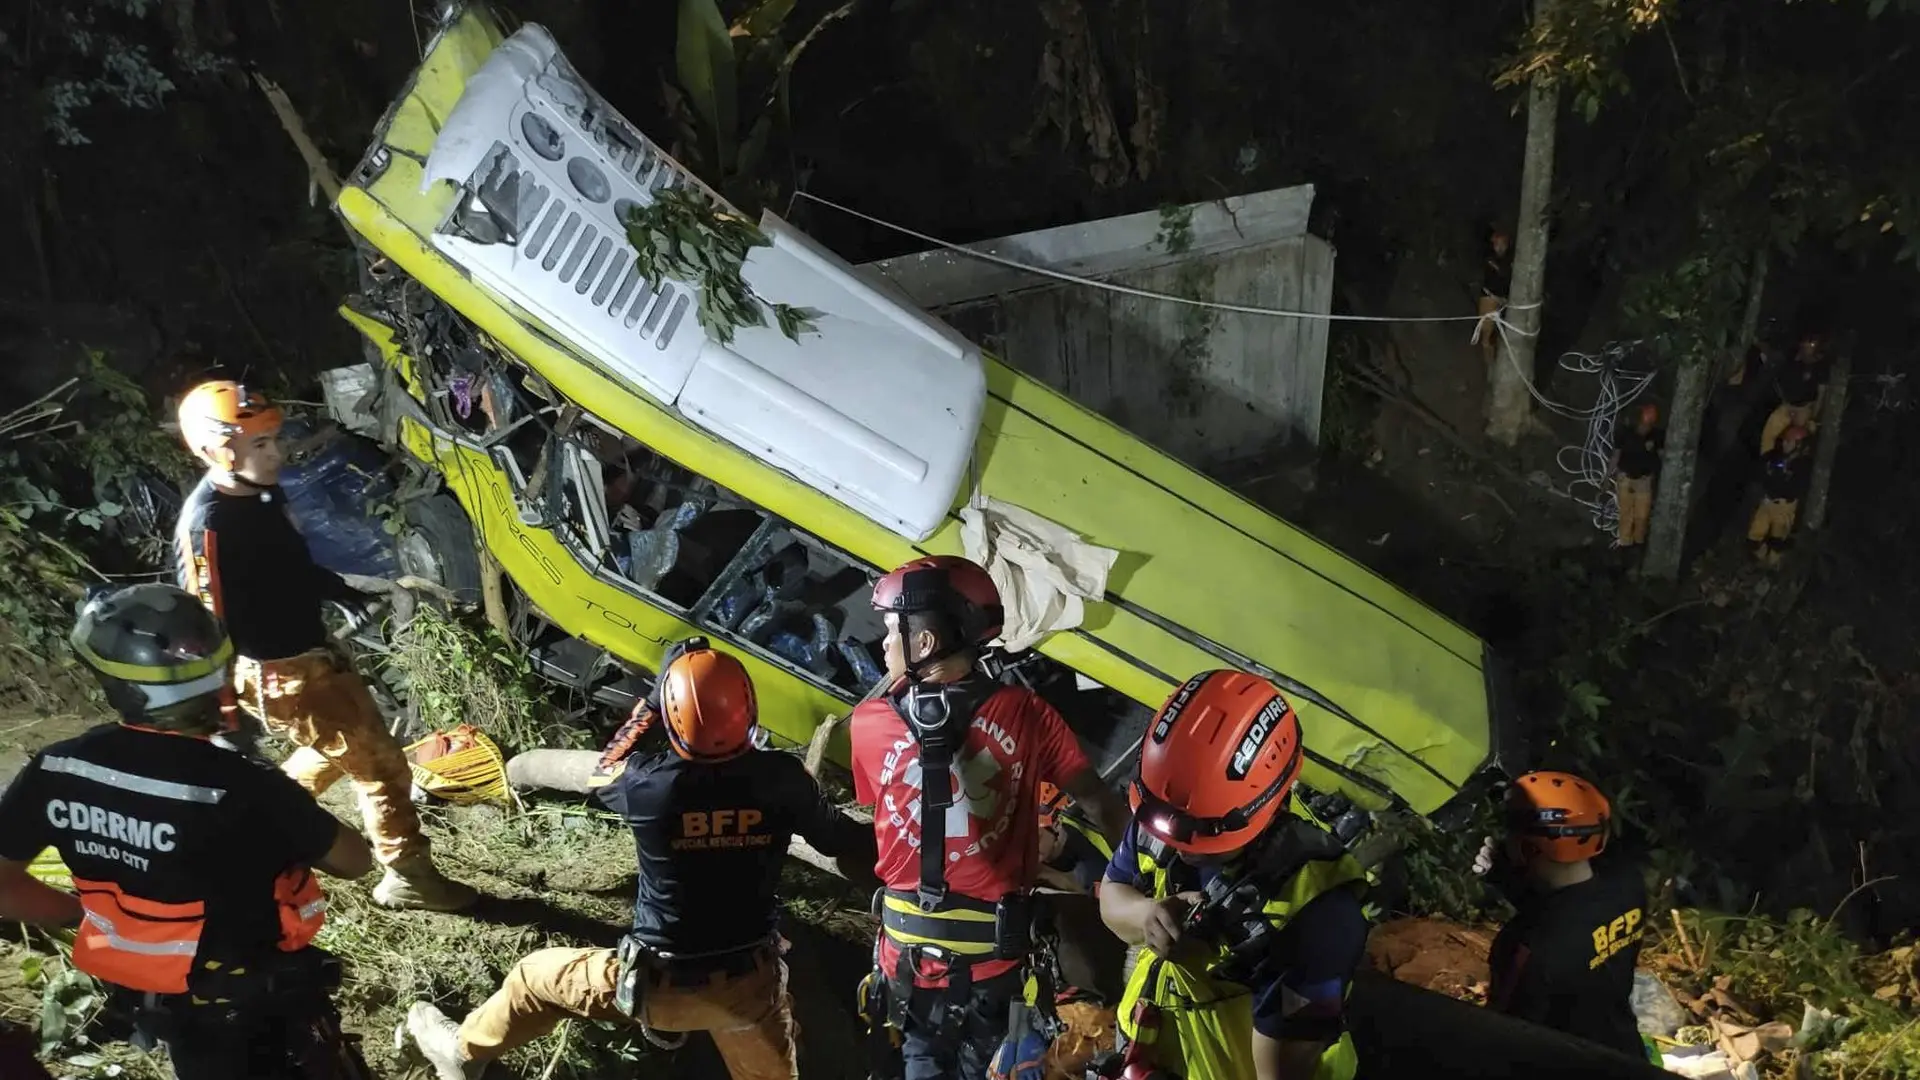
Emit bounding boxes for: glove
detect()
[592,699,658,785]
[988,1003,1050,1080]
[1471,834,1498,876]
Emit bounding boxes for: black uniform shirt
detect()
[175,476,361,661]
[1760,449,1812,501]
[1775,357,1830,407]
[1488,858,1648,1059]
[1616,429,1663,479]
[594,748,868,955]
[0,725,339,963]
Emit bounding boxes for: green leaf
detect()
[95,501,122,517]
[676,0,739,176]
[734,0,799,42]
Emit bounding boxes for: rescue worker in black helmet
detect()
[402,638,875,1080]
[848,555,1128,1080]
[0,584,374,1078]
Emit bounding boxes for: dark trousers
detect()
[899,968,1021,1080]
[132,990,349,1079]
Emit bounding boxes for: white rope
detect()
[1547,341,1653,533]
[795,190,1540,332]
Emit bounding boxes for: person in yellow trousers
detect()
[1759,334,1829,455]
[402,639,876,1080]
[1473,228,1514,373]
[1609,404,1662,549]
[173,381,476,911]
[1749,425,1813,567]
[1097,671,1369,1080]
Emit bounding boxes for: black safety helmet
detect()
[71,584,234,732]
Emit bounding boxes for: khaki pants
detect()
[233,650,425,865]
[457,946,799,1080]
[1615,475,1654,546]
[1748,498,1799,542]
[1759,403,1816,455]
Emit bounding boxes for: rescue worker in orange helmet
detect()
[1097,670,1369,1080]
[1475,771,1652,1062]
[172,380,476,911]
[849,555,1127,1080]
[403,638,876,1080]
[0,584,374,1078]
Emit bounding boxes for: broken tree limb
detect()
[478,547,511,638]
[1804,347,1852,531]
[252,72,342,204]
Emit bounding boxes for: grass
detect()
[378,606,595,756]
[1646,908,1920,1079]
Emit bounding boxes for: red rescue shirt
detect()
[850,680,1091,985]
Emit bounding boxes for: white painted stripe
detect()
[82,912,199,956]
[139,668,229,709]
[42,757,227,805]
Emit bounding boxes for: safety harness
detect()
[869,672,1067,1044]
[1107,803,1368,1080]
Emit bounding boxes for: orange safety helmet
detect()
[658,643,758,762]
[871,554,1004,647]
[1131,670,1305,857]
[1504,771,1610,864]
[177,381,283,469]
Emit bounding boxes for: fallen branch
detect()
[251,71,342,203]
[1671,908,1701,972]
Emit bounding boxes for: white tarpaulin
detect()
[959,494,1120,652]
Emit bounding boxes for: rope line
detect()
[794,190,1540,332]
[1547,341,1653,534]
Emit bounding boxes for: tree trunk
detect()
[1486,0,1562,445]
[1730,246,1769,380]
[1642,348,1713,580]
[1804,348,1851,531]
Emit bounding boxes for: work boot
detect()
[373,854,479,912]
[404,1002,483,1080]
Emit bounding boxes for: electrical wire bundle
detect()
[1550,342,1654,533]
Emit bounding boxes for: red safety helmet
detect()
[1131,670,1305,857]
[1780,425,1810,449]
[1505,771,1610,864]
[177,381,283,470]
[659,645,758,762]
[1638,402,1660,427]
[871,555,1004,646]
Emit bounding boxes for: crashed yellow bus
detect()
[328,2,1516,825]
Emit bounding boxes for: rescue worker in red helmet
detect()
[173,380,475,911]
[849,555,1127,1080]
[0,584,374,1077]
[1476,771,1652,1062]
[403,638,875,1080]
[1098,670,1369,1080]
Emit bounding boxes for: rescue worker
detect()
[402,638,876,1080]
[1097,670,1369,1080]
[1609,403,1662,549]
[1748,425,1812,567]
[849,555,1127,1080]
[1474,227,1514,372]
[173,380,475,911]
[0,584,375,1078]
[1759,334,1829,455]
[1476,771,1649,1062]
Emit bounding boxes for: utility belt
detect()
[120,948,369,1079]
[868,888,1064,1042]
[613,933,778,1050]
